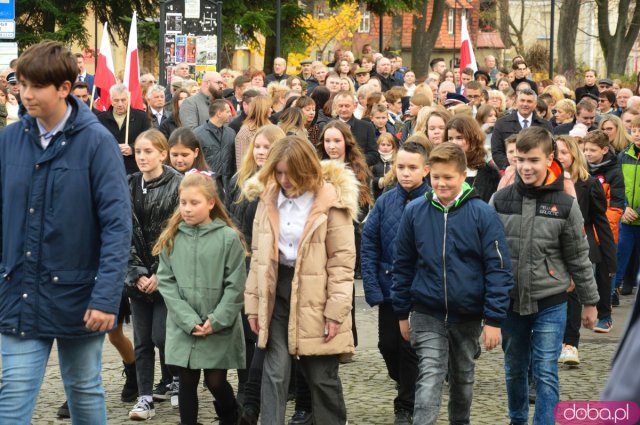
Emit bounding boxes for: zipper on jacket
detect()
[443,211,449,323]
[495,240,504,269]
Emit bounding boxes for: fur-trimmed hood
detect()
[241,160,360,221]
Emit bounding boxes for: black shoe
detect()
[621,285,634,296]
[56,401,70,419]
[238,404,259,425]
[152,380,173,401]
[612,288,621,307]
[394,408,412,425]
[121,361,138,402]
[288,410,313,425]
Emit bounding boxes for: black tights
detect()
[177,367,237,425]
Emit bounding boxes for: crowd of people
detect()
[0,39,639,425]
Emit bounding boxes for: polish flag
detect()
[459,15,477,72]
[94,22,117,111]
[124,12,144,110]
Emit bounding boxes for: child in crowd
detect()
[583,131,626,307]
[613,117,640,301]
[426,109,451,145]
[445,115,501,203]
[370,104,396,139]
[392,143,513,425]
[362,142,431,424]
[126,129,183,420]
[168,127,209,173]
[155,172,247,425]
[371,133,397,199]
[490,127,599,425]
[554,136,616,367]
[244,136,357,425]
[497,135,518,189]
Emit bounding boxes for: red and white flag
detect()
[459,15,477,72]
[124,12,144,110]
[93,22,117,111]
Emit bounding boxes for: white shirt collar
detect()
[277,190,315,210]
[432,189,465,209]
[517,111,532,124]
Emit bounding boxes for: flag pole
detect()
[89,84,97,110]
[125,91,131,149]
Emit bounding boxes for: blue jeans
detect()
[502,302,566,425]
[615,223,640,289]
[0,333,107,425]
[409,311,482,425]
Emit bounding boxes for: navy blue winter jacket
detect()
[391,186,514,327]
[0,97,132,338]
[361,180,431,306]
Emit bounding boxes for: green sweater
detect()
[157,219,246,369]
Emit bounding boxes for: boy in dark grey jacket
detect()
[490,127,599,425]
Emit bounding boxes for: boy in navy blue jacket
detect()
[392,143,513,425]
[362,142,431,424]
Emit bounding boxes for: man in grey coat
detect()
[193,99,236,196]
[179,72,226,129]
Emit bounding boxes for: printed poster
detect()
[176,35,186,63]
[186,36,196,64]
[164,35,175,65]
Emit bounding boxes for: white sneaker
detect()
[562,345,580,366]
[129,397,156,420]
[170,393,179,408]
[558,345,567,363]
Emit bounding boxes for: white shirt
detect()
[278,190,315,266]
[517,112,532,129]
[432,189,465,209]
[36,102,72,150]
[149,107,163,125]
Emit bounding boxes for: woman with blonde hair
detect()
[554,98,577,126]
[277,107,307,137]
[543,84,564,106]
[487,89,506,113]
[244,135,358,425]
[340,76,356,95]
[268,83,289,114]
[412,83,434,105]
[235,95,272,169]
[599,114,631,152]
[400,93,433,143]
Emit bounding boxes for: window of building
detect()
[358,10,371,33]
[448,9,454,35]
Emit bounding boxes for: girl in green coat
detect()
[155,171,247,425]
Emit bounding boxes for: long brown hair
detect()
[258,135,324,197]
[245,95,272,130]
[444,115,487,170]
[318,120,373,206]
[153,173,248,256]
[171,88,190,128]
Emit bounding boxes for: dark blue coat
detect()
[0,96,132,338]
[391,187,513,327]
[361,181,430,307]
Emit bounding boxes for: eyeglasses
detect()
[467,94,482,99]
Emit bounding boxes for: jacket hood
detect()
[588,149,618,173]
[19,95,99,136]
[515,158,565,198]
[425,181,478,212]
[242,160,360,221]
[395,179,431,200]
[178,218,226,236]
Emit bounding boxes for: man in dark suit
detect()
[225,75,251,114]
[491,88,553,170]
[266,57,290,85]
[98,84,151,175]
[75,53,96,95]
[145,84,169,129]
[333,91,379,165]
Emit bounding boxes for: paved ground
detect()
[4,282,634,424]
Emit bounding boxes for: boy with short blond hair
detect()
[490,126,599,425]
[392,142,513,425]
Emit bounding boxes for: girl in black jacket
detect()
[555,135,617,364]
[445,115,500,203]
[226,124,287,424]
[370,132,397,199]
[126,129,183,420]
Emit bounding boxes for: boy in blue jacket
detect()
[0,41,132,423]
[392,143,513,425]
[362,142,431,424]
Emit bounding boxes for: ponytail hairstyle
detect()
[152,172,248,256]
